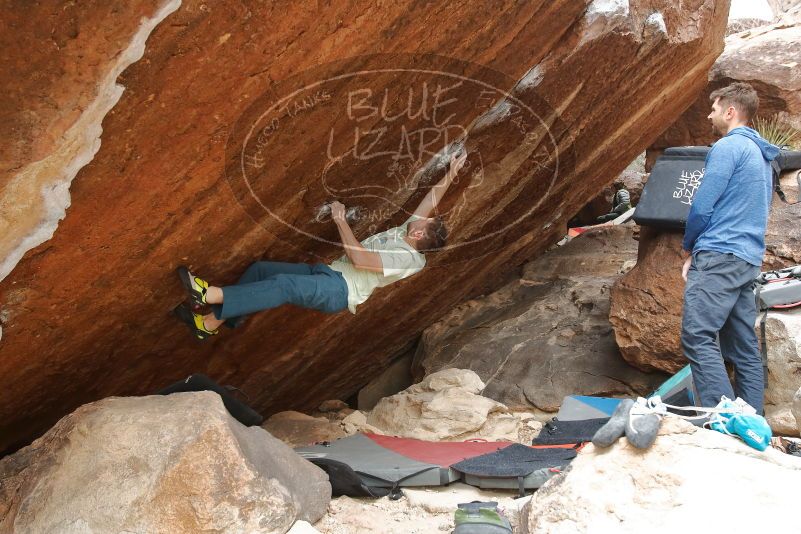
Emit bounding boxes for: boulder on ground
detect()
[764,309,801,434]
[764,172,801,269]
[0,392,330,534]
[521,417,801,533]
[415,225,666,413]
[262,410,347,448]
[367,368,520,441]
[340,410,384,436]
[0,0,731,458]
[609,227,687,374]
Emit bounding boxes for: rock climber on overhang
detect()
[174,150,468,340]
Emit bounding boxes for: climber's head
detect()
[407,217,448,252]
[708,82,758,135]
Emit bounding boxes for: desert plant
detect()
[753,115,800,149]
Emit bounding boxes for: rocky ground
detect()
[273,367,801,533]
[2,365,800,533]
[520,418,801,534]
[291,415,801,534]
[313,484,529,534]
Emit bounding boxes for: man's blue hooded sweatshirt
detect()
[682,126,780,266]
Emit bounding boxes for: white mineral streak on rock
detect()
[581,0,631,46]
[0,0,182,282]
[516,63,546,92]
[645,11,667,35]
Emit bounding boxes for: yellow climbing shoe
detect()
[173,303,218,340]
[177,266,210,307]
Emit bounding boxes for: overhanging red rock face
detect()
[0,0,179,281]
[0,0,729,454]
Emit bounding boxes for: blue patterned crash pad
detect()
[556,395,621,421]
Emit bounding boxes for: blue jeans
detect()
[681,250,763,413]
[211,261,348,324]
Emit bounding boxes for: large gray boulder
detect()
[0,392,330,534]
[521,417,801,533]
[764,309,801,434]
[414,225,666,413]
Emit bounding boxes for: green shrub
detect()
[753,115,800,149]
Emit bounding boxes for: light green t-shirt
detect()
[329,215,426,313]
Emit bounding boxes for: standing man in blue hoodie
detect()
[680,83,780,414]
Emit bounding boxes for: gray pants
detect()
[680,250,763,413]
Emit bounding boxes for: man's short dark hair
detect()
[709,82,759,122]
[417,217,447,251]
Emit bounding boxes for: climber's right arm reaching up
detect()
[412,151,467,219]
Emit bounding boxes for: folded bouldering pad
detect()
[452,444,576,493]
[634,146,801,229]
[557,395,622,421]
[295,433,513,496]
[651,364,697,409]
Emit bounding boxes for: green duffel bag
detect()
[453,501,512,534]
